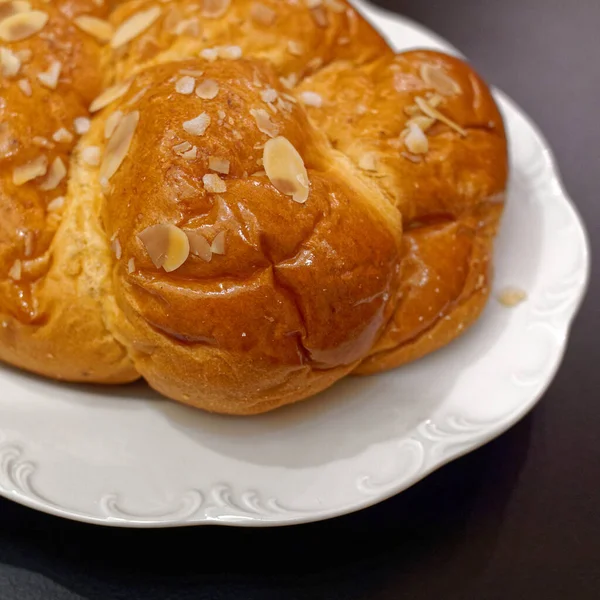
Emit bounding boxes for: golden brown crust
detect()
[0,0,508,413]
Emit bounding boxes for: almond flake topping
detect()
[250,2,276,25]
[17,78,31,96]
[0,10,48,42]
[358,152,377,171]
[111,6,161,49]
[82,146,101,166]
[0,47,21,77]
[104,110,124,139]
[287,40,303,56]
[138,224,190,272]
[419,63,461,96]
[195,79,219,99]
[498,287,527,308]
[208,156,230,174]
[39,157,67,191]
[183,112,211,136]
[175,76,195,95]
[73,15,113,43]
[52,128,73,143]
[263,136,309,204]
[203,173,227,193]
[250,108,279,138]
[99,111,140,181]
[186,230,212,262]
[299,91,322,107]
[201,0,231,18]
[90,80,131,113]
[47,196,65,212]
[74,117,91,134]
[13,155,48,185]
[0,1,32,21]
[404,123,429,154]
[414,96,466,137]
[211,231,226,255]
[8,259,22,281]
[37,60,61,89]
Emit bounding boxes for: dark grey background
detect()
[1,0,598,598]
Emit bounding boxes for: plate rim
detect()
[0,4,591,528]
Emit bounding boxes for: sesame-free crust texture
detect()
[0,0,507,415]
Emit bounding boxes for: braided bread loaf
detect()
[0,0,507,414]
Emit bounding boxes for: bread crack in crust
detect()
[0,0,507,414]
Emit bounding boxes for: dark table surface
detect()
[1,1,599,598]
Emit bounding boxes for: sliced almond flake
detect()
[111,5,161,48]
[15,48,32,62]
[210,231,226,255]
[138,223,190,272]
[427,93,444,108]
[74,116,91,134]
[13,155,48,185]
[82,146,101,166]
[199,47,218,61]
[0,10,48,42]
[250,2,276,25]
[325,0,346,11]
[279,73,297,90]
[287,40,303,56]
[404,104,420,117]
[181,146,197,160]
[174,17,200,36]
[127,258,136,273]
[8,259,22,281]
[37,60,62,90]
[203,173,226,193]
[185,230,212,262]
[195,78,219,99]
[125,85,148,107]
[47,196,65,212]
[208,156,230,174]
[39,156,67,191]
[251,170,266,177]
[310,6,328,28]
[299,91,322,107]
[99,110,140,181]
[89,80,131,113]
[263,136,309,204]
[175,75,195,95]
[179,68,204,77]
[201,0,231,18]
[173,141,192,154]
[22,230,34,257]
[183,112,210,136]
[358,152,377,171]
[52,128,73,143]
[260,87,278,103]
[404,123,429,154]
[414,96,466,137]
[104,110,124,139]
[406,115,436,132]
[419,63,461,96]
[112,237,122,259]
[32,136,53,148]
[219,45,242,59]
[73,15,113,43]
[498,287,527,307]
[250,108,279,138]
[0,1,32,21]
[0,47,21,77]
[17,78,31,96]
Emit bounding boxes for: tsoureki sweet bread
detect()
[0,0,508,414]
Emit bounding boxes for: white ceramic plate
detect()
[0,2,589,528]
